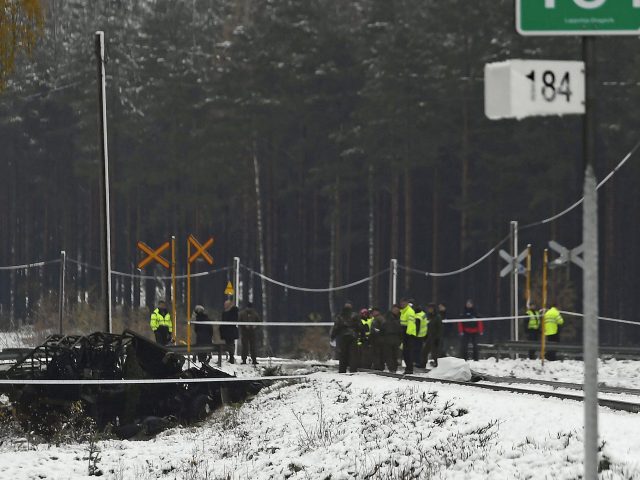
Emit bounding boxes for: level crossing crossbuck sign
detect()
[499,248,528,278]
[188,235,214,265]
[517,0,640,35]
[137,241,170,269]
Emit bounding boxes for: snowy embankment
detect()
[468,358,640,389]
[1,372,639,479]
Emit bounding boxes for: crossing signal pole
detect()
[95,31,112,333]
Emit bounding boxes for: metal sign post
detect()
[58,250,66,335]
[525,245,532,308]
[389,259,398,309]
[500,243,528,341]
[511,221,519,341]
[233,257,241,307]
[95,31,112,334]
[583,167,599,480]
[171,236,177,344]
[186,235,214,357]
[541,248,549,366]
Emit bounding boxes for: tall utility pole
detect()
[510,221,519,341]
[95,31,112,333]
[582,36,598,480]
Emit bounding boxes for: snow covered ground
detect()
[0,327,53,349]
[468,358,640,389]
[0,371,639,479]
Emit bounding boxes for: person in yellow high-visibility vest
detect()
[414,306,428,368]
[543,302,564,361]
[525,302,540,359]
[399,298,417,374]
[150,300,172,345]
[358,308,374,369]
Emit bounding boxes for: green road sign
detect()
[517,0,640,35]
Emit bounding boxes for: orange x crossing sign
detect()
[137,241,170,269]
[188,235,214,265]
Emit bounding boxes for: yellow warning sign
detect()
[224,281,235,296]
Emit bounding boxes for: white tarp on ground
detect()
[426,356,472,381]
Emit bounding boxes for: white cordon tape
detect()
[561,311,640,327]
[192,315,529,327]
[243,266,389,293]
[111,266,231,281]
[65,258,231,280]
[0,375,306,385]
[0,259,61,271]
[442,314,530,324]
[192,321,334,327]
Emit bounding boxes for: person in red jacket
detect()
[458,299,484,361]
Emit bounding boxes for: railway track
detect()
[481,374,640,396]
[363,370,640,414]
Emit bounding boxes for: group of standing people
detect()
[150,299,260,365]
[330,298,447,374]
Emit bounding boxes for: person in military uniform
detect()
[239,302,260,365]
[220,300,239,364]
[330,301,365,373]
[150,300,172,346]
[370,305,402,372]
[193,304,213,363]
[423,303,442,367]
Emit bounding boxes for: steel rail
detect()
[363,370,640,414]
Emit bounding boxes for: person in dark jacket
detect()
[220,300,239,364]
[458,299,483,361]
[239,302,260,365]
[330,302,364,373]
[193,305,213,363]
[375,305,402,372]
[422,303,443,367]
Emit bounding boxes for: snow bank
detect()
[468,358,640,389]
[0,373,638,478]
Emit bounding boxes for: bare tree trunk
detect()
[460,33,471,300]
[344,192,352,282]
[329,186,337,321]
[329,177,341,318]
[431,163,440,301]
[252,146,268,350]
[329,177,340,320]
[368,165,374,307]
[391,172,399,262]
[403,168,412,293]
[603,154,616,344]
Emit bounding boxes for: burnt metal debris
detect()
[0,330,262,439]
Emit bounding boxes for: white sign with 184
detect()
[485,60,585,120]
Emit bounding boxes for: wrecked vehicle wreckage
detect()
[0,329,264,439]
